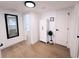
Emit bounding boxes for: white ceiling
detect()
[0,1,78,14]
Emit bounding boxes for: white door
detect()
[69,7,79,58]
[77,23,79,58]
[70,17,79,58]
[77,15,79,58]
[40,20,47,43]
[55,11,68,46]
[78,37,79,57]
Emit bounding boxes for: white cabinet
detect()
[39,20,48,43]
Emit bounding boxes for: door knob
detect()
[77,36,79,38]
[56,29,59,31]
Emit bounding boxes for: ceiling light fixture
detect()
[24,1,36,8]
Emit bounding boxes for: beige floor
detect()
[1,40,70,58]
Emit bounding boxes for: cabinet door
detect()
[40,20,47,43]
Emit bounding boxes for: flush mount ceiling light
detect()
[24,1,36,8]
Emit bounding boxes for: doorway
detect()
[23,14,31,44]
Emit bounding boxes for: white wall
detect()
[39,11,56,43]
[0,10,24,49]
[66,8,73,48]
[39,10,70,46]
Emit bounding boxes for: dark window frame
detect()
[5,14,19,39]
